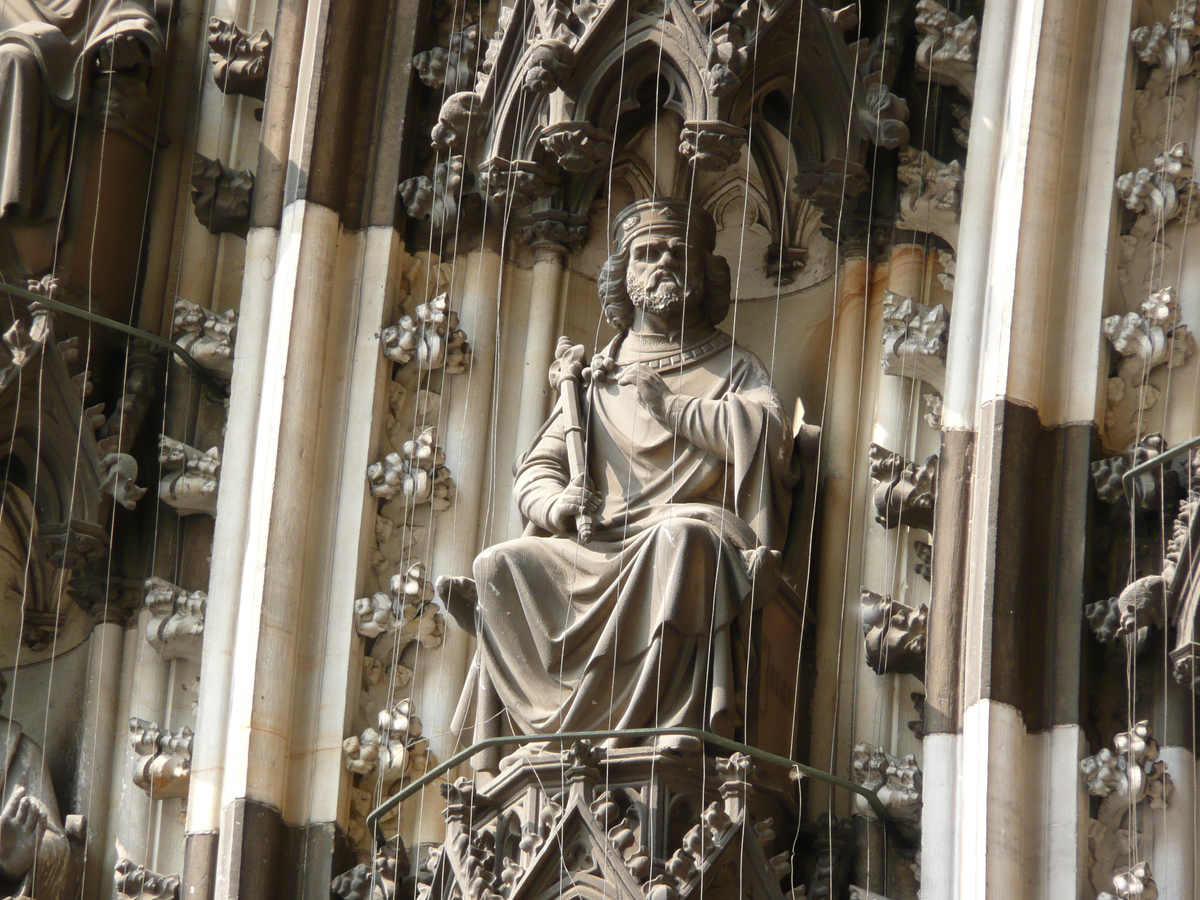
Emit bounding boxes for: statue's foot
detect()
[435,575,479,635]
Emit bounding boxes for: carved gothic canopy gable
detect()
[423,0,872,269]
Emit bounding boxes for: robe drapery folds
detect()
[0,718,71,899]
[0,0,162,219]
[455,325,794,749]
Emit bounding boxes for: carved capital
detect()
[869,444,938,532]
[794,159,872,252]
[678,121,747,171]
[860,589,928,678]
[914,0,978,98]
[516,209,588,249]
[144,577,207,661]
[159,437,221,517]
[207,17,272,99]
[191,154,254,238]
[539,122,614,172]
[881,291,948,389]
[476,158,558,210]
[173,298,237,380]
[130,718,193,799]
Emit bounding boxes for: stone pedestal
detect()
[336,745,801,900]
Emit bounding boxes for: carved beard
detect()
[627,269,703,317]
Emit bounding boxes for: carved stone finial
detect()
[1115,143,1198,232]
[190,154,254,237]
[869,444,938,532]
[129,718,193,799]
[115,851,181,900]
[678,121,747,171]
[158,437,221,517]
[859,83,910,150]
[207,17,272,99]
[1131,3,1200,80]
[914,0,978,98]
[1082,722,1173,898]
[706,24,747,96]
[398,156,479,238]
[881,291,949,389]
[343,699,429,794]
[366,427,457,515]
[173,298,238,380]
[1102,289,1196,441]
[413,23,480,93]
[100,453,147,510]
[381,293,472,374]
[896,148,963,248]
[851,742,922,824]
[431,91,488,151]
[861,589,928,678]
[144,577,207,660]
[1100,862,1158,900]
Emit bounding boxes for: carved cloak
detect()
[0,717,70,898]
[453,326,793,756]
[0,0,162,218]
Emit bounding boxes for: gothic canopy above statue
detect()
[427,0,877,227]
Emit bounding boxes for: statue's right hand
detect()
[0,787,45,880]
[546,474,601,533]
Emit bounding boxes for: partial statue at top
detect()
[442,198,794,763]
[0,0,162,222]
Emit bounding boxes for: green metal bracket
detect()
[0,282,227,400]
[1121,433,1200,508]
[365,726,914,849]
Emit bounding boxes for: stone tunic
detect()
[0,718,70,899]
[458,325,793,747]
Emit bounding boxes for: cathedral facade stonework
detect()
[0,1,1197,899]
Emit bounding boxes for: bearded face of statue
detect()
[624,234,705,319]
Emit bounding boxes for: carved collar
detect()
[616,326,732,371]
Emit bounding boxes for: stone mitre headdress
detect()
[599,198,731,330]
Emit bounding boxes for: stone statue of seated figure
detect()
[0,670,72,899]
[441,198,796,765]
[0,0,162,222]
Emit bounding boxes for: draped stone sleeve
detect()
[512,403,571,533]
[665,353,794,551]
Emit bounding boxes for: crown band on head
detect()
[611,198,717,252]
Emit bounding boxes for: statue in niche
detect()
[0,0,163,223]
[443,198,795,763]
[0,670,71,898]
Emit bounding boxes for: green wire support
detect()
[1121,433,1200,508]
[365,726,914,849]
[0,282,227,400]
